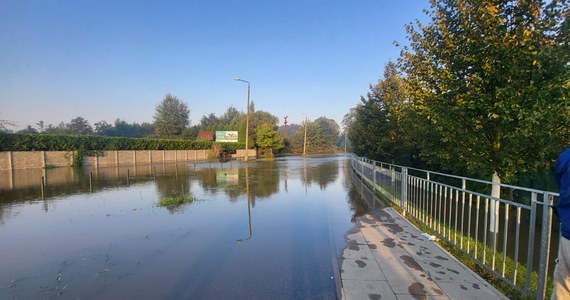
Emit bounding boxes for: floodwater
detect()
[0,155,362,299]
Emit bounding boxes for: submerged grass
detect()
[157,194,194,207]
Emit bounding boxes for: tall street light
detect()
[234,78,250,161]
[302,114,308,156]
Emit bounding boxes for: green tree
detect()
[348,84,391,161]
[400,0,569,184]
[199,113,219,128]
[255,123,284,159]
[279,123,301,137]
[306,117,340,153]
[219,106,243,126]
[182,126,199,140]
[285,118,339,154]
[94,120,112,135]
[153,94,190,137]
[249,110,279,147]
[43,122,69,134]
[342,108,356,153]
[17,125,39,134]
[95,119,155,138]
[197,107,247,143]
[67,116,93,135]
[348,61,413,163]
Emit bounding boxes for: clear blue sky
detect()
[0,0,429,131]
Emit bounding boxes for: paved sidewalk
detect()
[339,208,508,300]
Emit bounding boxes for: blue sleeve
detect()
[556,149,570,188]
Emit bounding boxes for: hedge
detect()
[0,133,247,152]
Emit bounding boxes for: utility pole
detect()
[283,116,288,137]
[344,130,347,153]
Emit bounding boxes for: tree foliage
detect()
[279,123,302,137]
[67,116,93,135]
[249,110,279,147]
[154,94,190,138]
[219,106,242,126]
[399,0,569,181]
[94,119,154,138]
[0,114,15,133]
[306,117,340,153]
[197,107,247,143]
[348,83,391,161]
[255,123,284,158]
[348,62,413,163]
[199,113,220,128]
[17,125,39,134]
[285,117,340,154]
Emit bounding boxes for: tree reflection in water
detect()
[0,155,351,299]
[0,156,344,223]
[302,158,339,190]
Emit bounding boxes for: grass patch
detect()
[157,194,194,207]
[157,193,195,214]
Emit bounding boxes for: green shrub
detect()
[0,133,218,151]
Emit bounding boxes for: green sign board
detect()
[215,131,238,143]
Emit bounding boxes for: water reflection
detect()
[0,155,355,299]
[0,160,283,220]
[236,166,253,243]
[302,159,339,190]
[0,158,345,225]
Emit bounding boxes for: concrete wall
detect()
[232,149,258,159]
[0,150,213,170]
[0,151,75,170]
[46,151,75,168]
[0,163,191,191]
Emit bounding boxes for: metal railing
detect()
[350,155,559,299]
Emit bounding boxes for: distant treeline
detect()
[4,97,343,156]
[0,133,246,152]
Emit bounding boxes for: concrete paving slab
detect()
[436,281,502,300]
[342,243,375,260]
[396,294,450,300]
[339,209,508,300]
[360,226,397,241]
[371,251,407,271]
[380,265,445,297]
[340,258,387,281]
[417,258,476,283]
[346,231,368,245]
[342,279,397,300]
[397,238,452,263]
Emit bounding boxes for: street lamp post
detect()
[234,78,250,161]
[344,128,347,154]
[302,115,308,156]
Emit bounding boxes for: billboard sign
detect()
[215,131,238,143]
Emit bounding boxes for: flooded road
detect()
[0,155,363,299]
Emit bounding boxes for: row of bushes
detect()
[0,133,246,152]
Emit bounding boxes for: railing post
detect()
[525,193,538,296]
[402,167,408,215]
[372,163,377,191]
[536,193,554,300]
